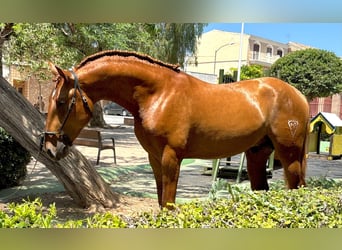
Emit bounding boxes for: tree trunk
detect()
[0,76,119,209]
[89,102,107,128]
[0,23,14,77]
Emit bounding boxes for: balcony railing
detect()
[249,52,281,65]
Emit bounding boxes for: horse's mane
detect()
[75,50,180,72]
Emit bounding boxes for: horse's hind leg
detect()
[246,142,273,190]
[274,145,306,188]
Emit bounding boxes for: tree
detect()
[229,64,264,81]
[55,23,157,127]
[148,23,207,67]
[3,23,207,75]
[0,23,14,77]
[270,48,342,101]
[0,76,118,209]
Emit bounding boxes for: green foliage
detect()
[2,177,342,228]
[230,64,265,81]
[3,23,206,78]
[131,184,342,228]
[270,48,342,100]
[83,212,127,228]
[0,198,56,228]
[0,127,30,189]
[4,23,69,79]
[55,23,157,65]
[151,23,206,67]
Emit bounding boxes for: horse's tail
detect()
[299,116,310,186]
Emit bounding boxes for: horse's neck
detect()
[79,62,166,115]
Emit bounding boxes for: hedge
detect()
[0,127,31,189]
[1,177,342,228]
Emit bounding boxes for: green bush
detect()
[0,127,31,189]
[0,178,342,228]
[0,198,56,228]
[129,187,342,228]
[1,178,342,228]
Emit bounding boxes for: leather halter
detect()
[42,69,90,147]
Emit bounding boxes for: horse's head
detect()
[44,63,94,160]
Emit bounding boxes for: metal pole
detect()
[213,50,218,75]
[213,42,235,75]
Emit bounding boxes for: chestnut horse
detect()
[44,50,309,208]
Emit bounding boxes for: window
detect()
[13,79,25,96]
[266,46,273,58]
[276,49,283,57]
[252,43,260,60]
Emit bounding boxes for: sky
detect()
[204,23,342,57]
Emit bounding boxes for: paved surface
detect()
[1,115,342,203]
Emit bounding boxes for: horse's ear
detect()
[48,62,66,78]
[48,62,69,100]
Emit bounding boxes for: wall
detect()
[8,65,54,113]
[185,30,249,76]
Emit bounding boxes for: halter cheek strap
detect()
[58,69,89,133]
[69,69,89,109]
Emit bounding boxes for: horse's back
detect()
[232,77,309,117]
[180,76,309,157]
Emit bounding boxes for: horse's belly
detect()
[183,131,264,159]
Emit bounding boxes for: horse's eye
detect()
[56,99,66,107]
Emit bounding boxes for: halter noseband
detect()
[42,69,90,148]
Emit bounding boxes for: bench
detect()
[73,128,117,165]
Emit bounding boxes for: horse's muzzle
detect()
[44,137,70,161]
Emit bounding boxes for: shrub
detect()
[0,127,31,189]
[128,186,342,228]
[1,178,342,228]
[0,198,56,228]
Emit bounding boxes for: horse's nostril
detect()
[46,148,56,159]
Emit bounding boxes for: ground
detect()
[0,191,160,222]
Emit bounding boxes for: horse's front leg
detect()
[160,145,182,208]
[148,153,163,207]
[148,146,181,209]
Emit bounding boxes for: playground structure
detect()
[309,112,342,159]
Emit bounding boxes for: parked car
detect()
[103,102,131,116]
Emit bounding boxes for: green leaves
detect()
[270,48,342,100]
[0,198,56,228]
[2,177,342,228]
[151,23,206,67]
[2,23,206,79]
[0,127,30,189]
